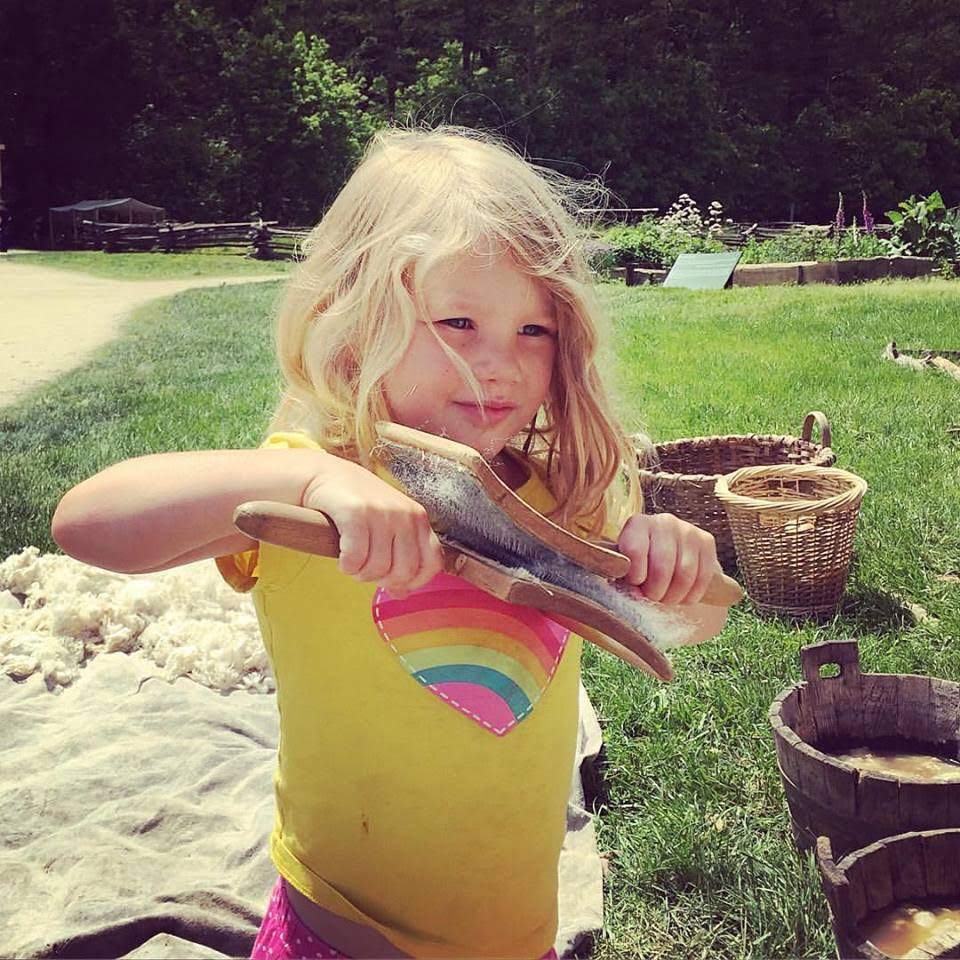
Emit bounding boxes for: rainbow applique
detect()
[372,573,570,736]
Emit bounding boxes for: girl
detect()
[51,125,730,960]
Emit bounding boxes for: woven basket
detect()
[714,464,868,619]
[636,412,836,572]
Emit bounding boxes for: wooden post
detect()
[884,341,927,371]
[930,356,960,381]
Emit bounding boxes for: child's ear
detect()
[401,262,419,298]
[401,264,429,322]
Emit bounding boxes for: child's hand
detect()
[616,513,722,604]
[300,456,444,600]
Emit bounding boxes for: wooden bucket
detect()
[817,831,960,959]
[769,640,960,858]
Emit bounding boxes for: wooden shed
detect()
[48,198,166,249]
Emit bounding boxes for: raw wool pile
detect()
[0,547,271,694]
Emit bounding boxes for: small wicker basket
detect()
[714,464,868,619]
[636,412,836,572]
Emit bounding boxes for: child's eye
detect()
[438,318,556,338]
[521,324,556,338]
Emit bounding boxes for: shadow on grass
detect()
[835,586,919,634]
[740,586,915,636]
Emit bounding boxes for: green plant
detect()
[655,194,729,264]
[601,196,728,269]
[603,220,666,267]
[886,191,960,260]
[834,222,891,259]
[586,243,620,278]
[738,230,833,265]
[738,224,895,264]
[935,258,958,280]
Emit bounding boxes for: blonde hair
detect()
[266,123,647,539]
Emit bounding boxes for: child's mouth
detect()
[454,402,515,426]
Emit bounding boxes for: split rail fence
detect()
[78,220,311,259]
[77,215,903,280]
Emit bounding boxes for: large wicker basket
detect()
[636,412,836,572]
[714,464,868,618]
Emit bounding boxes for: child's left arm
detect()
[615,512,731,644]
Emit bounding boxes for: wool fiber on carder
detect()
[376,439,696,650]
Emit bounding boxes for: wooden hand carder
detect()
[232,422,744,680]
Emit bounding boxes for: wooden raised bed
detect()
[817,830,960,959]
[769,641,960,858]
[733,257,938,287]
[614,256,942,287]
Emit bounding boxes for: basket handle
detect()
[800,640,862,684]
[801,411,832,449]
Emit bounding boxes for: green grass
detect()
[3,271,960,958]
[1,249,294,279]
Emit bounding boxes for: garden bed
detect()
[734,256,940,286]
[613,256,947,287]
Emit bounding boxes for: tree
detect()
[116,2,377,221]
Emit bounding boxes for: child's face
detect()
[383,251,557,461]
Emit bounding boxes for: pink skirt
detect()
[251,875,560,959]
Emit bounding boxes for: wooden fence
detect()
[579,211,893,247]
[78,220,311,259]
[713,221,892,247]
[79,216,894,261]
[578,207,660,224]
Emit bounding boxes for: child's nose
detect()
[471,339,523,381]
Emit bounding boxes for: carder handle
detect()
[233,501,342,557]
[232,501,742,607]
[800,640,862,684]
[589,540,742,605]
[232,500,463,575]
[703,574,744,606]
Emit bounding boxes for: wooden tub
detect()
[817,831,960,959]
[769,641,960,857]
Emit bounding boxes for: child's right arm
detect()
[51,449,444,597]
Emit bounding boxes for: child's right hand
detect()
[299,456,445,600]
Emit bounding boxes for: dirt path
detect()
[0,262,283,408]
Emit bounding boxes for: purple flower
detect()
[862,191,875,233]
[835,192,845,234]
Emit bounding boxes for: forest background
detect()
[1,0,958,245]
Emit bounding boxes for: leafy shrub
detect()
[835,224,891,259]
[600,195,728,269]
[602,220,665,266]
[887,191,960,260]
[738,225,891,264]
[738,230,833,265]
[595,190,960,277]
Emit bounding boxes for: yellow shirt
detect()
[216,432,584,959]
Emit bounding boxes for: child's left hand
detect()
[616,513,723,604]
